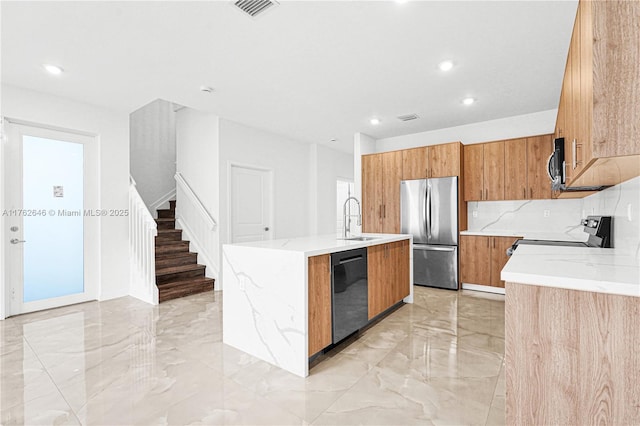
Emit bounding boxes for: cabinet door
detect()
[563,25,575,185]
[483,141,505,201]
[463,144,484,201]
[362,154,383,233]
[402,147,429,180]
[578,0,592,163]
[308,255,331,356]
[490,237,519,288]
[460,235,491,286]
[382,151,403,234]
[367,244,386,319]
[527,135,553,199]
[504,138,528,200]
[390,240,410,303]
[430,142,461,178]
[570,4,585,178]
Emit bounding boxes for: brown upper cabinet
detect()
[463,141,505,201]
[362,151,402,233]
[401,142,462,180]
[555,0,640,189]
[465,136,553,201]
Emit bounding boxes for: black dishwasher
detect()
[331,248,368,343]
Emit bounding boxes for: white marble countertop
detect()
[460,230,587,242]
[502,245,640,297]
[228,233,412,257]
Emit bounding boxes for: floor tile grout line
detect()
[21,333,83,425]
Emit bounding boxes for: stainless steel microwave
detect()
[547,137,609,192]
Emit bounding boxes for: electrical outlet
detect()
[628,203,633,222]
[543,209,550,218]
[472,210,478,218]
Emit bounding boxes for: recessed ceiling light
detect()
[462,97,475,106]
[200,86,214,93]
[43,64,63,75]
[370,118,381,125]
[438,60,454,72]
[395,0,409,4]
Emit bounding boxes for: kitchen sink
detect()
[342,236,380,241]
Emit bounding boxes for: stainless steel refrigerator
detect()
[401,177,458,290]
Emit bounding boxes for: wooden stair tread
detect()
[156,263,205,276]
[157,228,181,234]
[157,276,214,289]
[156,239,189,246]
[155,251,195,260]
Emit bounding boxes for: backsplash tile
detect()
[467,176,640,257]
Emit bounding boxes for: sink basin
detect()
[342,236,380,241]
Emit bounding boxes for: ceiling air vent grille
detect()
[234,0,279,18]
[397,113,420,122]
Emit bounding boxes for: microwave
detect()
[546,137,609,192]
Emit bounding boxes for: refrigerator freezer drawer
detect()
[413,245,458,290]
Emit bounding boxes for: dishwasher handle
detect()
[338,255,363,265]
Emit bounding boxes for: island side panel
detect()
[222,245,308,377]
[505,282,640,425]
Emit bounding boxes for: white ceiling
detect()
[1,1,577,153]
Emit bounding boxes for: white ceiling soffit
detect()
[0,1,578,153]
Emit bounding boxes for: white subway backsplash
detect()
[466,176,640,257]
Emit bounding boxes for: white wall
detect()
[219,118,311,248]
[130,99,176,211]
[1,84,130,302]
[312,143,354,235]
[375,109,558,152]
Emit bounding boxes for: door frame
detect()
[2,118,100,318]
[227,161,274,244]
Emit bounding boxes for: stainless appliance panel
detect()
[331,248,369,343]
[400,179,428,244]
[413,244,458,290]
[427,176,458,246]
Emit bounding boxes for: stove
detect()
[507,216,612,256]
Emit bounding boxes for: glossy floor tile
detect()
[0,287,505,425]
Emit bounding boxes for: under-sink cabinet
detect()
[460,235,521,290]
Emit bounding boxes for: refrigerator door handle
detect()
[426,184,431,239]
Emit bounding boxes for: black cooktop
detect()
[513,239,589,248]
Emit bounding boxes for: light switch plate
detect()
[53,186,64,197]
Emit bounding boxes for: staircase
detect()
[155,200,214,302]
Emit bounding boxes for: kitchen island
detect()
[502,245,640,424]
[222,233,413,377]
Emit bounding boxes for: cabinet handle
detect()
[485,188,488,200]
[479,189,483,200]
[493,238,495,249]
[529,187,533,198]
[523,188,525,199]
[383,204,386,218]
[487,238,489,248]
[572,139,577,169]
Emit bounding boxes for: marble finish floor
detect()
[0,286,505,425]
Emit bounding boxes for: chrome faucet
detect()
[343,196,362,238]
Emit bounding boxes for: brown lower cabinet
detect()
[368,240,410,319]
[460,235,520,288]
[308,239,411,357]
[307,254,331,356]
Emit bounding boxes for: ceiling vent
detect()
[233,0,279,18]
[397,113,420,122]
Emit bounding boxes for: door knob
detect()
[10,238,26,244]
[264,227,269,231]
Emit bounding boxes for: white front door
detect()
[4,123,96,315]
[230,165,272,243]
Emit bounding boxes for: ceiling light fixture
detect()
[370,118,381,125]
[43,64,63,75]
[462,97,475,106]
[438,60,454,72]
[200,86,214,93]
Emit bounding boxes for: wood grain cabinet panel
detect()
[381,151,403,234]
[402,147,429,180]
[368,240,410,320]
[430,142,461,178]
[460,235,491,286]
[483,141,505,201]
[506,283,640,425]
[554,0,640,189]
[367,244,387,320]
[362,154,383,233]
[526,135,553,199]
[489,237,517,288]
[463,144,484,201]
[308,255,332,356]
[390,240,410,303]
[504,138,528,200]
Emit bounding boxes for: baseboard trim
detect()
[462,283,505,295]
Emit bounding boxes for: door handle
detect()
[264,227,269,231]
[10,238,26,244]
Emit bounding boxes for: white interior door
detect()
[230,165,272,243]
[4,123,96,315]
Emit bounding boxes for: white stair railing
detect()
[174,172,219,282]
[129,176,159,305]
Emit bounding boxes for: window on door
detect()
[336,179,355,235]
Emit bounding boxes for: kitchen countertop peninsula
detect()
[222,233,413,377]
